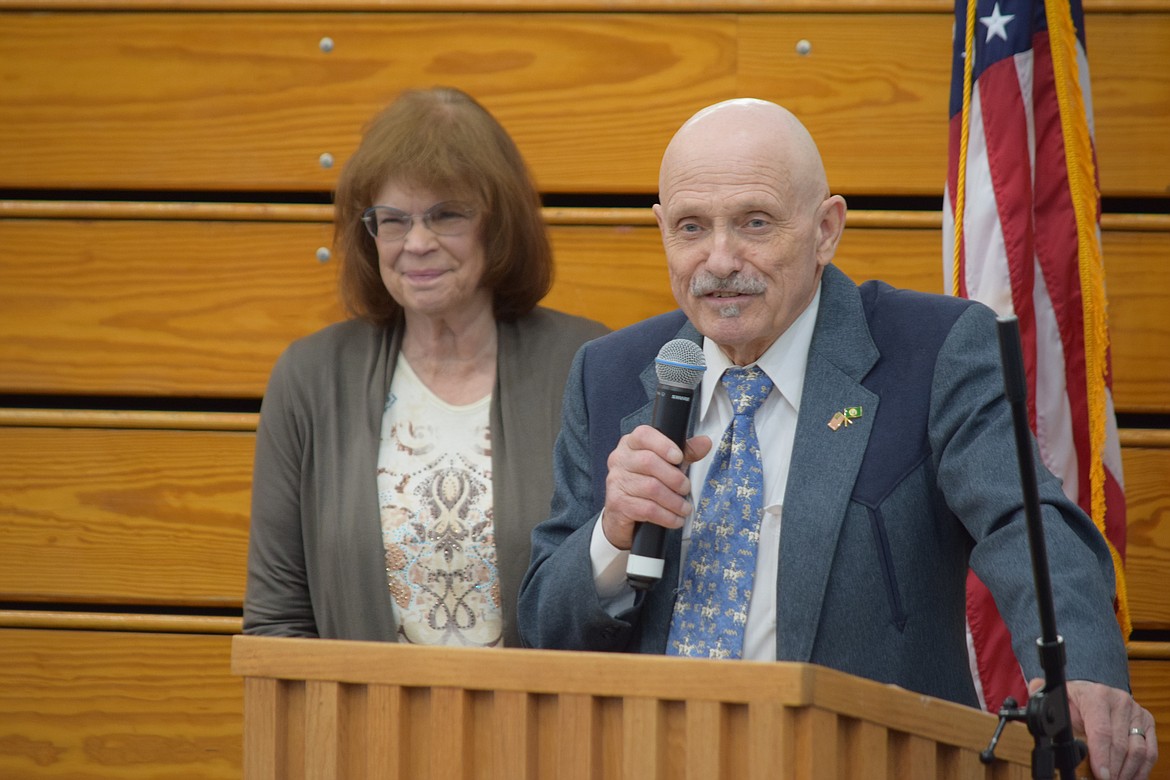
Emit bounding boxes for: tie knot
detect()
[721,365,773,416]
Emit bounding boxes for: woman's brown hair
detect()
[334,87,552,325]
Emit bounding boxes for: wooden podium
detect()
[231,634,1034,780]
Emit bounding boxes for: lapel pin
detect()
[828,406,863,431]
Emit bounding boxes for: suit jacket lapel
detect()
[776,265,880,662]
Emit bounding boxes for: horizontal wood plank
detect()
[0,11,734,194]
[0,407,259,431]
[0,9,1166,195]
[0,425,253,607]
[0,419,1164,631]
[0,628,242,780]
[2,213,1167,412]
[1121,440,1170,631]
[1130,642,1170,661]
[2,199,1160,230]
[0,217,343,397]
[1129,659,1170,780]
[0,609,241,634]
[1,1,1167,12]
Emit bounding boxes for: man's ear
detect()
[815,195,848,266]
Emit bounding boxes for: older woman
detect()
[244,87,607,647]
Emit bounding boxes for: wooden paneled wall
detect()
[0,2,1167,778]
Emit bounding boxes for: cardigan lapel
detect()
[492,315,557,648]
[342,318,403,641]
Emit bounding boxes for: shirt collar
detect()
[698,281,822,418]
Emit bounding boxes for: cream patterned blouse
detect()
[376,353,501,647]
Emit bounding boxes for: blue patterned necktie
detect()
[666,365,773,659]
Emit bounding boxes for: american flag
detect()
[942,0,1130,712]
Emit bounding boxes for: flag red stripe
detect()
[977,58,1041,427]
[966,572,1028,710]
[1030,30,1094,516]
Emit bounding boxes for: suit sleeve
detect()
[929,304,1128,688]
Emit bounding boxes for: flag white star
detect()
[980,2,1016,43]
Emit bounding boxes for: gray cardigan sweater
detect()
[243,306,607,647]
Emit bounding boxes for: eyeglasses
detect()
[361,202,476,241]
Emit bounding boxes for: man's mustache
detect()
[690,273,766,296]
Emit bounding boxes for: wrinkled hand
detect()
[1032,678,1158,779]
[601,425,712,550]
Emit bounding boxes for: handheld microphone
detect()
[626,338,706,590]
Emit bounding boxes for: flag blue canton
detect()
[948,0,1088,119]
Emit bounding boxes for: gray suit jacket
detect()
[519,265,1127,707]
[244,307,607,647]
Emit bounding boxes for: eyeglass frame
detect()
[360,202,478,241]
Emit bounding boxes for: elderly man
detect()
[518,98,1156,779]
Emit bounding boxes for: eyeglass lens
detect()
[362,202,474,240]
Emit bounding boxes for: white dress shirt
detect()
[590,287,821,660]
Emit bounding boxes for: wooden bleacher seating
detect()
[0,1,1166,778]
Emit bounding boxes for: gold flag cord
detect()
[950,0,978,297]
[1043,0,1131,640]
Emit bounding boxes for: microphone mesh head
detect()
[655,339,706,389]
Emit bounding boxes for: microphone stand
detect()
[979,315,1087,779]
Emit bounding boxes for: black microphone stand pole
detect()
[980,315,1087,779]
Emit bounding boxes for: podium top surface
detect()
[231,633,1032,762]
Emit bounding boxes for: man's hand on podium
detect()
[1040,678,1158,780]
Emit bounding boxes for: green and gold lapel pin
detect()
[828,405,863,431]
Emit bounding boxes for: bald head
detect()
[659,99,829,206]
[652,98,846,365]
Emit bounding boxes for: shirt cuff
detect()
[590,513,636,613]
